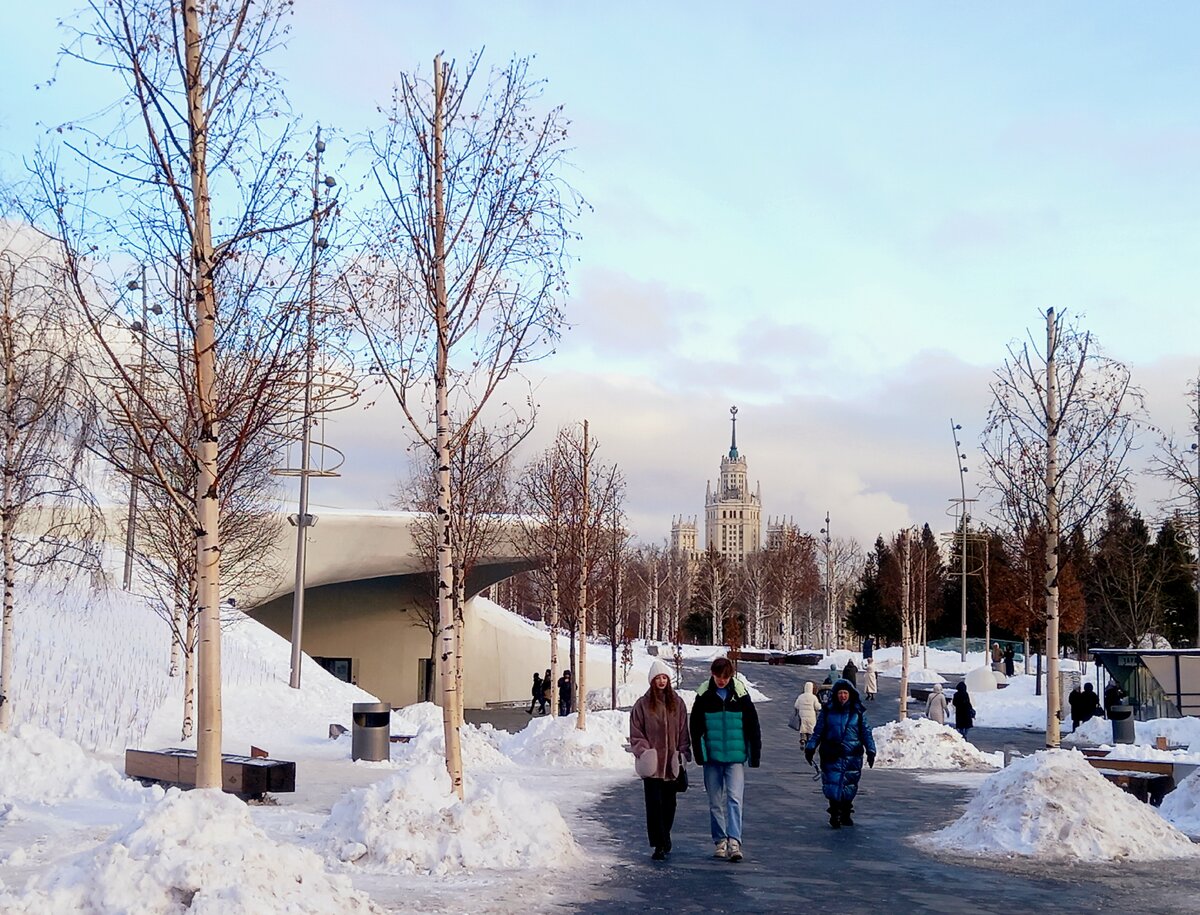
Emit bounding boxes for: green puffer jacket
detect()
[689,676,762,767]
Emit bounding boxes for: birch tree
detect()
[352,54,580,792]
[982,308,1144,748]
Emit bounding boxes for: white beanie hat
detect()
[648,658,673,685]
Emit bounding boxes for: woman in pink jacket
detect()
[630,659,692,861]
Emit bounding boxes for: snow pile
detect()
[322,765,580,874]
[0,789,378,914]
[969,674,1054,729]
[587,681,645,710]
[501,710,632,769]
[873,718,1001,769]
[388,703,513,770]
[1066,714,1200,751]
[928,750,1200,860]
[1159,770,1200,837]
[0,724,161,805]
[964,666,998,692]
[879,667,946,684]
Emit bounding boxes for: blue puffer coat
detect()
[805,678,876,803]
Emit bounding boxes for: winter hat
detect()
[648,658,673,686]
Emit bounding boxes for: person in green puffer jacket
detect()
[689,656,762,863]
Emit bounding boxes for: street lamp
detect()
[820,512,832,652]
[949,419,977,663]
[122,266,163,591]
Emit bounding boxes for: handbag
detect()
[673,765,689,793]
[788,707,803,731]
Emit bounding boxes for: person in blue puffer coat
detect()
[689,656,762,862]
[805,677,876,829]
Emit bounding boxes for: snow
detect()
[927,750,1200,861]
[1066,713,1200,752]
[873,718,1002,769]
[1160,770,1200,837]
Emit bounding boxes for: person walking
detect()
[1003,645,1015,678]
[528,672,543,715]
[990,643,1003,672]
[805,678,876,828]
[793,681,822,745]
[926,683,948,725]
[539,669,551,715]
[862,636,874,662]
[863,658,878,702]
[630,658,691,861]
[817,676,834,707]
[952,681,975,738]
[1076,682,1100,728]
[558,669,574,717]
[841,658,859,686]
[690,656,761,862]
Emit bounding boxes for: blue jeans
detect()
[702,762,745,843]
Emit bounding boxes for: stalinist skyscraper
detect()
[704,406,761,564]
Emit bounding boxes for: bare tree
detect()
[350,54,580,796]
[0,220,101,730]
[982,308,1145,748]
[693,546,737,646]
[38,0,318,786]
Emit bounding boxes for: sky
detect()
[1,2,1198,546]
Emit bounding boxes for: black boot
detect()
[828,803,841,829]
[841,801,854,827]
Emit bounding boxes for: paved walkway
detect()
[575,661,1200,915]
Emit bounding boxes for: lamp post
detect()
[288,128,337,689]
[820,511,832,652]
[122,266,162,591]
[950,419,976,663]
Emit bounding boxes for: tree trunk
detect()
[169,599,183,678]
[183,1,223,789]
[182,605,196,739]
[1044,308,1062,748]
[430,56,464,797]
[898,530,911,720]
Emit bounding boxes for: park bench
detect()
[125,747,295,800]
[1081,749,1174,806]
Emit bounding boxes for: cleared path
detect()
[578,660,1200,914]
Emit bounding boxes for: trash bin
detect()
[1109,703,1135,745]
[352,701,391,761]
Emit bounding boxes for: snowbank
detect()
[1159,770,1200,837]
[501,710,632,769]
[388,703,514,770]
[0,789,378,914]
[1066,714,1200,751]
[873,718,1001,769]
[928,750,1200,861]
[0,725,161,806]
[321,765,580,874]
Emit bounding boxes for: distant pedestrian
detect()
[829,662,840,682]
[1077,683,1100,727]
[952,682,975,738]
[842,659,858,686]
[805,678,876,828]
[558,669,574,717]
[630,659,691,861]
[541,669,552,715]
[990,643,1003,672]
[863,658,878,701]
[793,681,822,744]
[691,657,761,862]
[1104,682,1125,717]
[528,672,543,715]
[862,636,874,662]
[1003,645,1015,678]
[926,683,948,725]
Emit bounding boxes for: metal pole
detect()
[951,418,968,662]
[288,129,323,689]
[122,265,148,591]
[1193,374,1199,649]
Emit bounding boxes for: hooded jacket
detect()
[690,675,762,767]
[863,661,878,696]
[630,687,691,780]
[805,678,876,803]
[952,682,974,730]
[926,683,948,725]
[793,682,822,732]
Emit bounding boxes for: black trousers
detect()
[643,778,678,849]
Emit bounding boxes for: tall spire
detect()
[729,405,739,458]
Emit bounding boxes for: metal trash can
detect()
[1109,703,1135,745]
[352,701,391,761]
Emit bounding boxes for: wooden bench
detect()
[125,748,296,800]
[1083,753,1174,806]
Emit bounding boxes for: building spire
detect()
[729,405,739,458]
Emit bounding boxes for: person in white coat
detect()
[926,682,948,725]
[793,681,822,744]
[863,658,878,701]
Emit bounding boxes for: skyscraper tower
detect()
[705,406,762,563]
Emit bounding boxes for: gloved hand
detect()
[867,752,876,768]
[804,748,814,765]
[749,759,760,769]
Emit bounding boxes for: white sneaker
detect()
[727,839,743,862]
[713,839,728,859]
